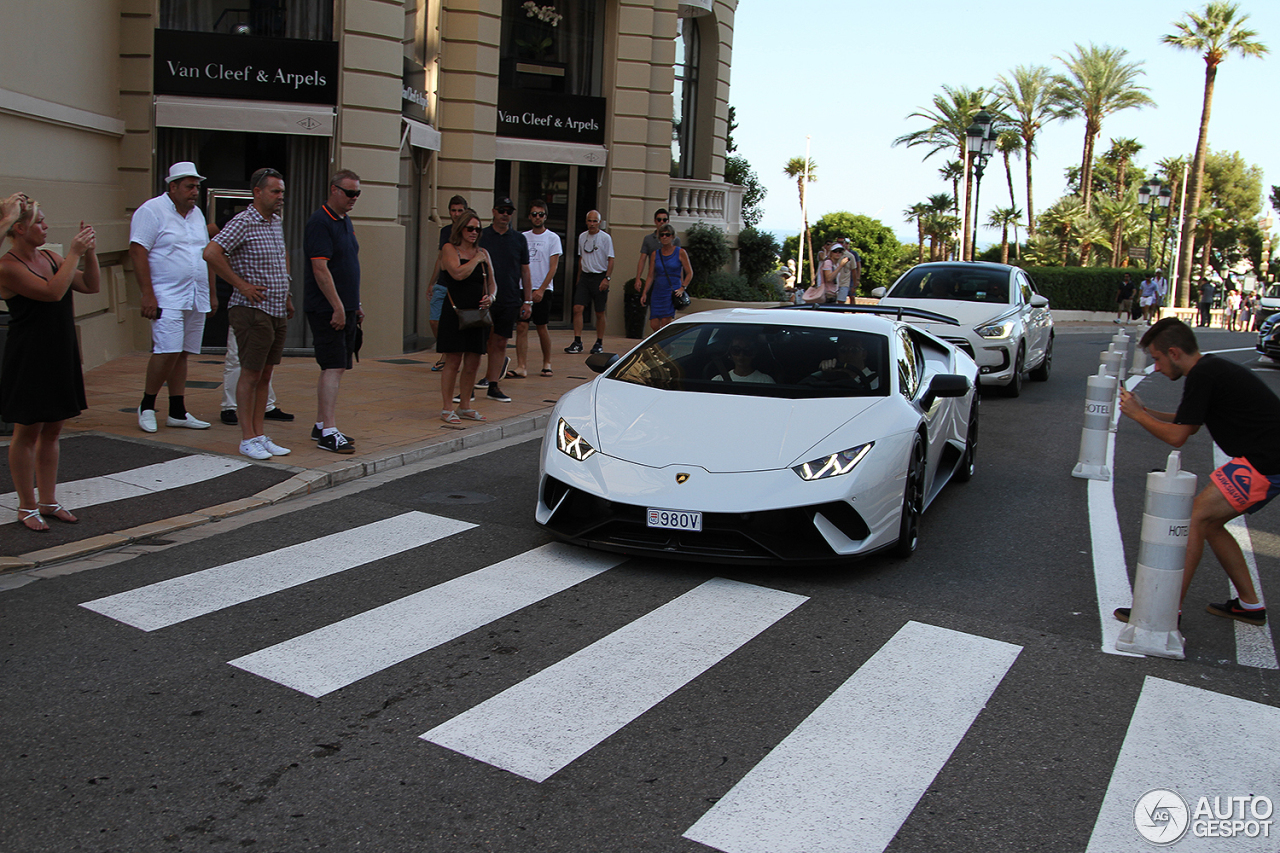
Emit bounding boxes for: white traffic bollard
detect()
[1100,347,1123,378]
[1116,451,1196,659]
[1072,366,1116,480]
[1130,342,1148,376]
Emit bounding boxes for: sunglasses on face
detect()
[464,225,481,233]
[497,208,515,215]
[334,186,361,198]
[530,211,547,218]
[655,217,669,223]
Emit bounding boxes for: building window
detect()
[160,0,333,40]
[501,0,600,97]
[672,16,699,179]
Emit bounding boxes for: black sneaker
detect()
[475,378,490,390]
[311,425,355,447]
[452,394,462,404]
[564,340,583,354]
[1206,598,1266,625]
[590,340,604,355]
[487,383,512,403]
[264,407,295,422]
[220,409,238,426]
[1114,607,1181,628]
[317,432,355,454]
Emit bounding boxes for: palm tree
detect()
[923,213,960,261]
[1041,197,1087,265]
[1076,216,1113,267]
[986,205,1023,264]
[927,194,957,259]
[1194,204,1228,281]
[995,130,1023,212]
[1094,190,1141,266]
[1052,44,1155,216]
[893,85,998,265]
[1102,137,1144,198]
[995,64,1058,238]
[904,203,930,263]
[783,156,818,285]
[939,160,964,213]
[1164,2,1269,306]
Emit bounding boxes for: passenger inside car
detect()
[710,334,776,384]
[801,334,881,393]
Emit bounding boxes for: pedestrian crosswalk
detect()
[0,454,250,513]
[74,513,1280,853]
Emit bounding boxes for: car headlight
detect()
[793,442,873,480]
[975,321,1014,340]
[556,418,597,461]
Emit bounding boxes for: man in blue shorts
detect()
[1118,317,1278,626]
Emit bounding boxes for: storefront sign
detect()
[154,30,338,106]
[497,88,605,145]
[403,57,430,123]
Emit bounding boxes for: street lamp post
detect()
[1137,179,1172,271]
[965,110,997,261]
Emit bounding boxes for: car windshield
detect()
[887,266,1009,304]
[608,322,891,399]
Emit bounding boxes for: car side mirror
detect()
[871,287,887,299]
[586,352,619,374]
[920,373,970,409]
[1030,294,1049,308]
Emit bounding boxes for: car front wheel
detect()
[1030,334,1053,382]
[956,397,978,483]
[1003,345,1024,397]
[893,437,926,558]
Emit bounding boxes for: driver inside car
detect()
[802,335,881,392]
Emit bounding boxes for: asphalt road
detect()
[3,329,1278,853]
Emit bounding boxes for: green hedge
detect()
[1023,266,1156,312]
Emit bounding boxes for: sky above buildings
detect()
[728,0,1280,247]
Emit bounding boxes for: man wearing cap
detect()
[477,196,532,404]
[203,167,294,461]
[303,169,362,455]
[129,161,216,433]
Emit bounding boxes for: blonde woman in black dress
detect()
[0,198,100,531]
[436,210,495,423]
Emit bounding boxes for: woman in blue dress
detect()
[640,224,692,332]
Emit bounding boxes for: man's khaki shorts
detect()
[228,305,287,372]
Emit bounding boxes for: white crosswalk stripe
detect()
[229,543,626,697]
[1087,676,1280,851]
[421,577,808,783]
[683,621,1021,853]
[80,511,472,631]
[0,455,250,512]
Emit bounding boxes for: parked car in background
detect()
[1256,311,1280,362]
[872,262,1053,397]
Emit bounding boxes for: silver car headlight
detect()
[975,321,1014,340]
[556,418,597,461]
[793,442,873,480]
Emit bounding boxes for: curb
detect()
[1,411,552,573]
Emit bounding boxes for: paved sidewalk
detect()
[3,325,609,571]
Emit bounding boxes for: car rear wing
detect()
[776,303,960,326]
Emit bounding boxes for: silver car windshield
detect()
[888,267,1009,304]
[609,322,890,399]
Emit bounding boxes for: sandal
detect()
[540,367,554,377]
[39,502,78,524]
[431,359,445,372]
[18,507,49,531]
[457,409,487,421]
[505,369,527,379]
[440,410,462,424]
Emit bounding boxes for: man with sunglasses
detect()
[634,208,679,297]
[566,210,614,355]
[519,199,561,377]
[478,196,532,403]
[301,169,362,454]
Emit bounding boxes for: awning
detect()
[494,137,608,167]
[404,117,441,151]
[155,95,334,136]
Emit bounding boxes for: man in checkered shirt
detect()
[203,167,296,460]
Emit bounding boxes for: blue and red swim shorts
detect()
[1210,457,1280,514]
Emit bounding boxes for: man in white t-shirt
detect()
[519,198,562,377]
[129,161,216,433]
[565,210,614,355]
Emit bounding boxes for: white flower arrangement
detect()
[522,1,563,27]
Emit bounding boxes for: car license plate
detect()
[647,508,702,532]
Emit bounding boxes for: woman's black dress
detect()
[436,257,488,355]
[1,250,86,425]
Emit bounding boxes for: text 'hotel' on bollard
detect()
[1116,450,1195,659]
[1072,365,1116,481]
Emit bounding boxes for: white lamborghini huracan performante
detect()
[535,305,980,564]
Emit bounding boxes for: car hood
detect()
[591,381,884,473]
[877,297,1013,328]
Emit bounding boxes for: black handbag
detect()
[447,290,492,330]
[672,288,691,310]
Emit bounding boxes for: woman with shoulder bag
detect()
[641,224,693,331]
[436,209,495,423]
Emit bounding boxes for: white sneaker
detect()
[239,437,272,460]
[166,413,211,429]
[260,436,291,456]
[138,407,157,433]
